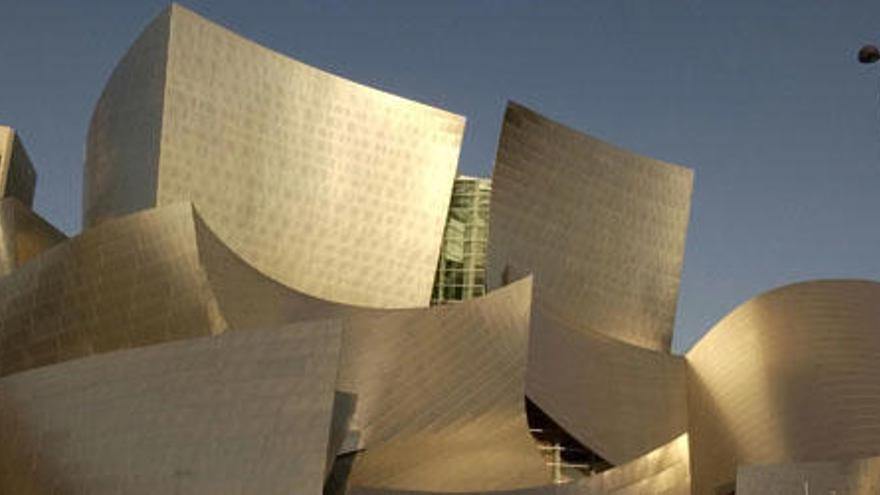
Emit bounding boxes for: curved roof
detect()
[487,102,693,352]
[686,279,880,494]
[84,4,465,309]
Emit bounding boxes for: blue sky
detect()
[2,0,879,352]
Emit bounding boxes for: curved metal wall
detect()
[339,278,550,492]
[736,456,880,495]
[487,102,693,351]
[686,280,880,494]
[0,324,342,494]
[1,127,37,208]
[83,9,169,224]
[0,199,65,278]
[347,434,691,495]
[0,203,225,377]
[573,433,691,495]
[0,201,549,492]
[526,308,688,465]
[84,4,465,309]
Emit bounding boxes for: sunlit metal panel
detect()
[84,4,464,309]
[0,323,342,494]
[487,102,693,351]
[686,280,880,494]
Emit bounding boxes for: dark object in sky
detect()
[858,44,880,64]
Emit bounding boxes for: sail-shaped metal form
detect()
[84,4,465,309]
[488,102,693,352]
[686,280,880,494]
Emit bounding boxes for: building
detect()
[1,4,880,495]
[432,175,491,305]
[0,126,36,207]
[84,4,464,309]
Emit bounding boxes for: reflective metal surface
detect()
[736,456,880,494]
[574,433,691,495]
[527,308,688,465]
[0,198,65,278]
[84,4,464,309]
[348,434,690,494]
[0,200,549,492]
[0,126,37,207]
[487,102,693,351]
[0,203,225,376]
[686,280,880,494]
[8,5,880,494]
[0,323,342,494]
[340,278,550,492]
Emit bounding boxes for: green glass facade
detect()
[432,175,491,304]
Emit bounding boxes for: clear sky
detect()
[2,0,879,352]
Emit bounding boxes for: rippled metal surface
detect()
[0,324,342,494]
[686,280,880,494]
[84,4,464,309]
[487,102,693,352]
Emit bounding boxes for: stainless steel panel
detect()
[488,102,693,351]
[686,280,880,494]
[0,323,342,494]
[84,5,465,309]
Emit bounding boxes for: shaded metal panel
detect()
[526,308,689,465]
[737,456,880,495]
[83,10,169,225]
[0,203,225,377]
[191,208,351,328]
[686,280,880,495]
[340,277,551,492]
[487,102,693,351]
[0,127,36,207]
[85,4,465,309]
[0,198,66,278]
[0,323,342,494]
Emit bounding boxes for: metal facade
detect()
[0,324,342,494]
[348,434,690,495]
[340,278,550,492]
[526,308,688,465]
[488,102,693,352]
[3,4,880,495]
[84,4,464,309]
[686,280,880,494]
[736,456,880,494]
[0,126,37,207]
[0,198,65,278]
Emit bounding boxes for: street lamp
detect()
[858,44,879,64]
